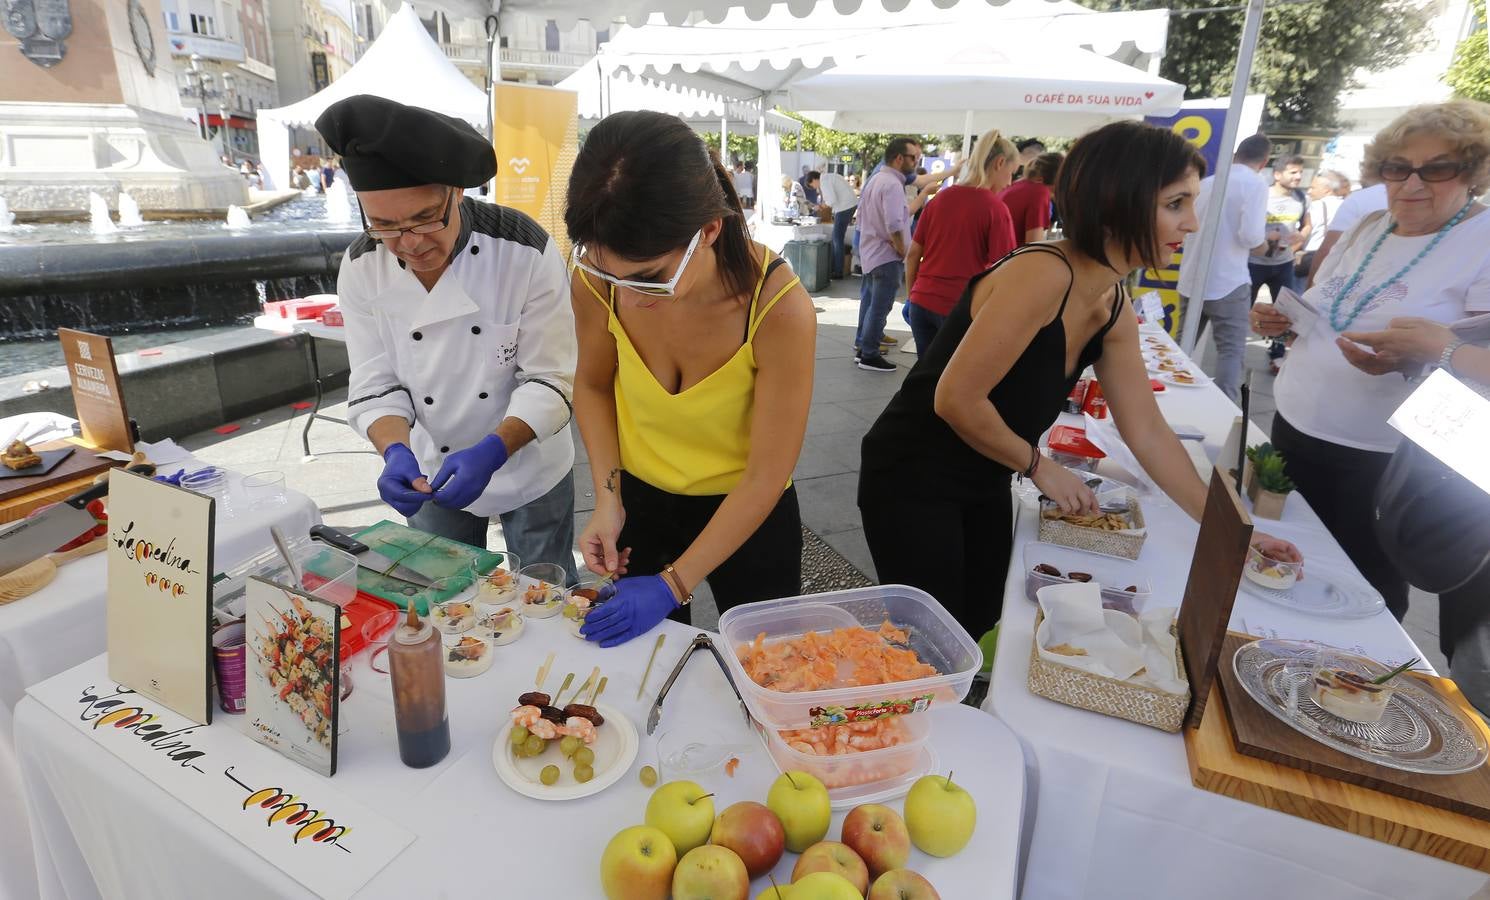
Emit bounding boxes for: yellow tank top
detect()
[578,245,800,496]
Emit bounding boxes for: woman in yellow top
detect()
[567,111,817,646]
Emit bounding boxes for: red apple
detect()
[672,845,750,900]
[710,801,786,878]
[792,841,869,895]
[840,804,910,878]
[867,868,941,900]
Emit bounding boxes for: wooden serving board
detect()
[351,520,504,614]
[1214,632,1490,821]
[0,439,116,511]
[1185,639,1490,872]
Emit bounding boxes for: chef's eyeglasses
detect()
[570,229,702,297]
[360,188,457,240]
[1378,160,1467,183]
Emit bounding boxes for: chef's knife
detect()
[0,480,109,576]
[309,524,434,587]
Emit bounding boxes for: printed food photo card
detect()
[245,577,340,776]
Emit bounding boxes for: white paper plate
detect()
[492,702,638,801]
[1159,371,1208,388]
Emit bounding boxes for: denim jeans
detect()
[1249,260,1296,361]
[856,260,905,361]
[908,303,946,355]
[830,206,856,278]
[1195,283,1250,403]
[408,470,578,583]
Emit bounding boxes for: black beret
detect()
[315,95,496,191]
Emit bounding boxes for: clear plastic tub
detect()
[717,585,981,731]
[212,535,357,622]
[755,713,934,805]
[1022,544,1152,615]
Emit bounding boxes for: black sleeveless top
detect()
[860,245,1126,500]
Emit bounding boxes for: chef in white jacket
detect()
[318,95,577,578]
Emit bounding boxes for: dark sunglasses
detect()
[360,189,457,240]
[1378,160,1467,183]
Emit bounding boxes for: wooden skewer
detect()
[575,666,600,706]
[552,672,575,707]
[638,632,666,700]
[535,651,555,690]
[589,675,607,706]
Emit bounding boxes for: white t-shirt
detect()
[734,170,754,198]
[1274,206,1490,451]
[1176,164,1269,301]
[1303,195,1344,252]
[1325,183,1388,235]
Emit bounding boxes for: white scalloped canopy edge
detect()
[463,0,1053,31]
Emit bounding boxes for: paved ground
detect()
[178,273,1447,673]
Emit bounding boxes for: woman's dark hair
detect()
[1027,152,1064,184]
[1055,121,1206,271]
[565,110,755,300]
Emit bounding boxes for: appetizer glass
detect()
[1308,648,1395,725]
[241,470,286,508]
[483,605,525,646]
[518,563,567,619]
[442,629,494,679]
[1243,544,1302,592]
[426,575,479,634]
[362,608,401,676]
[472,552,522,609]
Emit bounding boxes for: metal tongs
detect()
[647,633,753,736]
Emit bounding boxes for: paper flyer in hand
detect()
[1271,287,1317,335]
[106,468,215,724]
[1388,368,1490,496]
[246,578,340,777]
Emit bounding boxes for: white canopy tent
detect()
[420,0,1088,30]
[256,3,490,191]
[557,64,802,138]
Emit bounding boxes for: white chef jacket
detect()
[337,198,576,517]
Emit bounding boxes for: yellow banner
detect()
[492,83,578,257]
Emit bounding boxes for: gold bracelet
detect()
[662,564,693,606]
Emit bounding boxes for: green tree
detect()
[700,131,760,164]
[1445,0,1490,103]
[1089,0,1431,127]
[776,113,960,171]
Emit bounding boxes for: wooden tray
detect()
[1185,637,1490,872]
[1215,632,1490,821]
[0,440,116,508]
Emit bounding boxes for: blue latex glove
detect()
[430,434,508,510]
[580,575,678,648]
[378,443,431,518]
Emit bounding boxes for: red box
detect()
[320,308,344,327]
[1047,425,1106,461]
[1080,380,1108,419]
[265,298,337,320]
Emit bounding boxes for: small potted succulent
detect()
[1245,442,1295,519]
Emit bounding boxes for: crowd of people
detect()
[319,93,1490,705]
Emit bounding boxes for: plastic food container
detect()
[755,712,934,804]
[1022,544,1152,615]
[717,585,982,731]
[212,536,358,619]
[1046,425,1105,473]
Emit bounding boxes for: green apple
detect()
[672,845,750,900]
[903,773,976,857]
[599,825,677,900]
[792,841,869,895]
[755,885,792,900]
[791,871,864,899]
[767,770,832,852]
[839,804,909,878]
[645,780,716,856]
[867,869,941,900]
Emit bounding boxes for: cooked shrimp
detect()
[561,716,596,744]
[789,741,817,755]
[528,719,558,740]
[511,705,541,728]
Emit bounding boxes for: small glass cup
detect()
[483,605,525,646]
[1243,544,1302,592]
[362,608,400,675]
[518,563,567,618]
[472,551,522,608]
[1309,648,1395,724]
[564,576,616,638]
[242,470,286,508]
[425,575,478,633]
[442,629,494,678]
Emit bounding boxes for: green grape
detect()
[559,735,582,758]
[573,746,595,768]
[639,765,658,787]
[539,765,560,786]
[523,734,546,757]
[510,725,529,746]
[573,764,594,784]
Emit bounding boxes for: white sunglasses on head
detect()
[570,229,702,297]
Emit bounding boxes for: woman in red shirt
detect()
[906,129,1018,352]
[998,152,1064,246]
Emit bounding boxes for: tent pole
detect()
[962,109,974,160]
[485,14,501,196]
[721,115,729,163]
[1179,0,1264,356]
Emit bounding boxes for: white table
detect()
[0,468,319,900]
[252,314,349,459]
[17,617,1025,899]
[986,329,1489,900]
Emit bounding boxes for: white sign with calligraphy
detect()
[27,654,413,900]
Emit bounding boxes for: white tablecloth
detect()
[0,467,319,900]
[986,329,1489,900]
[17,617,1024,899]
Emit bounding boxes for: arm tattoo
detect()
[604,468,619,494]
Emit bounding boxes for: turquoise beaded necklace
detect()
[1327,199,1476,332]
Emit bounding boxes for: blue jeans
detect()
[1249,261,1296,361]
[856,260,904,360]
[408,470,578,583]
[908,303,946,355]
[830,206,856,278]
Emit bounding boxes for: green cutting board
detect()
[352,520,506,614]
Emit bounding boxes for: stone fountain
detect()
[324,180,354,225]
[87,193,118,235]
[117,193,145,227]
[225,205,253,229]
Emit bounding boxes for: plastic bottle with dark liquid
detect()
[388,605,451,768]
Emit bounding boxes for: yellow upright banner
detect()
[492,83,579,257]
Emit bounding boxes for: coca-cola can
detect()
[1065,377,1090,414]
[1081,380,1108,419]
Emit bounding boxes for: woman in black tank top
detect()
[858,122,1303,641]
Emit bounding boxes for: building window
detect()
[596,28,609,44]
[544,19,559,51]
[164,11,180,31]
[189,13,215,36]
[499,35,508,48]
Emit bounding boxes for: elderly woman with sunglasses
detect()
[1252,100,1490,621]
[566,111,816,647]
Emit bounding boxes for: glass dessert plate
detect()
[1236,558,1386,619]
[1232,639,1488,775]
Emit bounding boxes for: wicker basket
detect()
[1026,609,1190,732]
[1038,497,1147,560]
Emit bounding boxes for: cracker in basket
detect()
[1042,508,1130,531]
[1047,642,1088,657]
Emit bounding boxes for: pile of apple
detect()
[600,770,975,899]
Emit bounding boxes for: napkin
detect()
[1035,582,1186,694]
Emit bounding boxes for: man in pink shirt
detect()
[854,136,921,373]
